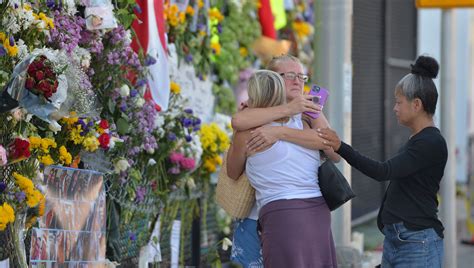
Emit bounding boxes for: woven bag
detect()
[216,153,255,219]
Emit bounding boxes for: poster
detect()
[30,166,106,267]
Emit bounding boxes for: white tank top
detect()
[245,115,322,211]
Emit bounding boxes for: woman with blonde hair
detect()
[227,70,337,267]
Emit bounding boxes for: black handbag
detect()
[318,159,355,211]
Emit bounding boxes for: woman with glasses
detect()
[228,55,339,267]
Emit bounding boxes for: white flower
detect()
[223,226,231,235]
[146,147,155,154]
[48,122,62,133]
[154,116,165,129]
[186,178,196,189]
[114,159,130,173]
[148,159,157,166]
[222,237,233,251]
[119,84,130,97]
[135,97,145,107]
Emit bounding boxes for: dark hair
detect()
[395,55,439,115]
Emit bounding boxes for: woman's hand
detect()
[317,128,342,151]
[286,95,322,116]
[247,125,281,153]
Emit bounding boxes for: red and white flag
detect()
[132,0,170,111]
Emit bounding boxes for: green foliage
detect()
[212,84,236,115]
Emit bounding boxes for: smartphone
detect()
[304,85,329,119]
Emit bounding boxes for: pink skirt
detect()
[258,197,337,267]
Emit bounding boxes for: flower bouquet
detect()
[25,55,59,101]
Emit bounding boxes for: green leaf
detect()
[116,118,130,134]
[108,99,115,114]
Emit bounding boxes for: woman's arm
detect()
[231,95,321,131]
[226,130,251,180]
[246,123,330,153]
[318,128,439,181]
[310,113,341,162]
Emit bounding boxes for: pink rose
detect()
[180,157,196,170]
[0,145,7,166]
[169,152,184,164]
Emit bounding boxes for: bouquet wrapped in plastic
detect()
[0,49,68,129]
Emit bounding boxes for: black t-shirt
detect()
[336,127,448,238]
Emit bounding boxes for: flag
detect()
[132,0,170,111]
[258,0,277,39]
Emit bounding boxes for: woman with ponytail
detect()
[318,55,447,268]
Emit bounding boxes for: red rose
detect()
[35,70,45,80]
[99,119,109,129]
[25,77,35,89]
[9,138,31,160]
[34,60,44,70]
[45,69,53,79]
[98,133,110,149]
[27,64,37,75]
[52,80,58,92]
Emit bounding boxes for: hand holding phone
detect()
[304,85,329,119]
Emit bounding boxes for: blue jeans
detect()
[381,222,443,268]
[230,218,264,268]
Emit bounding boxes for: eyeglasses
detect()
[279,72,309,82]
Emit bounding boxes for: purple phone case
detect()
[304,85,329,119]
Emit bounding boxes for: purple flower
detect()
[129,232,137,241]
[167,133,177,141]
[120,103,127,112]
[134,4,143,14]
[185,135,192,142]
[0,45,6,57]
[182,118,192,127]
[193,126,201,132]
[15,191,26,202]
[130,89,138,98]
[9,36,14,46]
[168,167,180,174]
[46,0,55,8]
[185,54,193,63]
[135,79,147,87]
[192,118,201,126]
[184,108,193,114]
[0,182,6,193]
[217,24,222,34]
[145,55,157,66]
[135,186,146,203]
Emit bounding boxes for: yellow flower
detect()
[0,202,15,231]
[198,0,204,9]
[40,138,57,153]
[208,8,224,22]
[40,154,54,166]
[59,146,72,165]
[25,188,43,207]
[23,4,32,11]
[293,21,312,38]
[83,136,99,152]
[3,37,18,57]
[199,30,206,37]
[186,6,195,16]
[203,159,216,172]
[239,47,248,57]
[179,12,186,23]
[214,155,223,166]
[29,136,42,149]
[38,197,45,217]
[210,41,221,55]
[70,125,84,144]
[170,81,181,94]
[0,32,5,42]
[13,172,34,191]
[170,4,179,15]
